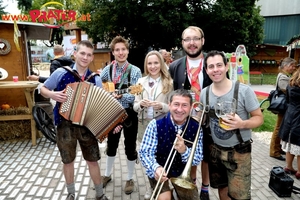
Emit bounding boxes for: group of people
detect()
[268,57,300,180]
[36,25,264,200]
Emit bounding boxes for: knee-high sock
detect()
[105,156,116,177]
[127,159,136,180]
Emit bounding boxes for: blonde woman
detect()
[270,57,296,161]
[134,50,173,143]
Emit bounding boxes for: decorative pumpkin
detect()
[1,103,10,110]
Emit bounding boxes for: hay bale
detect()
[0,107,32,141]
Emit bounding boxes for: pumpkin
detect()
[1,103,10,110]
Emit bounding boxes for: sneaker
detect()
[66,193,75,200]
[95,194,109,200]
[102,175,111,188]
[124,179,134,194]
[200,191,210,200]
[144,188,153,200]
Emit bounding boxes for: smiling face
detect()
[74,45,94,69]
[146,54,162,79]
[205,54,228,83]
[112,42,129,64]
[182,28,205,59]
[169,95,192,125]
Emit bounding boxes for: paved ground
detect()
[1,131,300,200]
[1,83,299,200]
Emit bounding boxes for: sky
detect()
[3,0,20,15]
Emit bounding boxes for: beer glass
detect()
[215,98,236,130]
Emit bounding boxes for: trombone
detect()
[150,102,209,200]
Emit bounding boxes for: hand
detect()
[140,99,152,108]
[155,166,168,182]
[174,134,186,154]
[50,90,68,103]
[151,101,163,110]
[27,75,39,81]
[112,93,122,99]
[221,113,242,130]
[113,124,123,134]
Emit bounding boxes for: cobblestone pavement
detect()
[0,131,300,200]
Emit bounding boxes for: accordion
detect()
[59,81,128,142]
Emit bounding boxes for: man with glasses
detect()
[169,26,212,200]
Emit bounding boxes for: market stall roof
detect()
[0,20,52,40]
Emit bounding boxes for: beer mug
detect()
[215,98,236,130]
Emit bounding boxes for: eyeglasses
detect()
[182,37,202,43]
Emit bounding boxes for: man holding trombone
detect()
[139,89,204,200]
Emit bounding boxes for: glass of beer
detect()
[215,98,236,130]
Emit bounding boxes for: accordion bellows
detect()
[59,82,128,142]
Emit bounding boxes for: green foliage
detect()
[0,0,7,15]
[77,0,264,57]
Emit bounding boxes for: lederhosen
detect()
[105,64,139,161]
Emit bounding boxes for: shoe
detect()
[200,191,210,200]
[124,179,134,194]
[144,188,153,200]
[284,167,297,175]
[66,193,75,200]
[270,155,285,161]
[102,175,112,188]
[295,172,300,179]
[95,194,109,200]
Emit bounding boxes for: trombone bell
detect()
[170,178,199,200]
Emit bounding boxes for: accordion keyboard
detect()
[60,85,75,113]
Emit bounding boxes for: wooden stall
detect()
[0,20,52,145]
[250,44,300,74]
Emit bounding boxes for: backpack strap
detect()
[233,81,244,144]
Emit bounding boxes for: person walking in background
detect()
[279,67,300,178]
[169,25,212,200]
[201,50,263,200]
[27,44,74,83]
[133,50,173,200]
[40,40,109,200]
[270,57,296,161]
[100,36,142,195]
[139,89,203,200]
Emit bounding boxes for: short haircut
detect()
[169,89,193,105]
[109,36,129,51]
[53,45,64,54]
[76,40,94,51]
[181,26,205,39]
[204,50,227,69]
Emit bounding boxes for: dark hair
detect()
[169,89,192,105]
[204,50,227,69]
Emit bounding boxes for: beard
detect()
[184,48,202,58]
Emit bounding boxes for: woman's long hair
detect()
[144,50,173,94]
[290,67,300,87]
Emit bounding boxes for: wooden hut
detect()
[0,20,52,107]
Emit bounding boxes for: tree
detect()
[0,0,7,15]
[77,0,264,57]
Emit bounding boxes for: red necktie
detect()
[187,60,202,101]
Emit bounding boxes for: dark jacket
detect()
[38,56,74,83]
[169,55,212,90]
[279,85,300,146]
